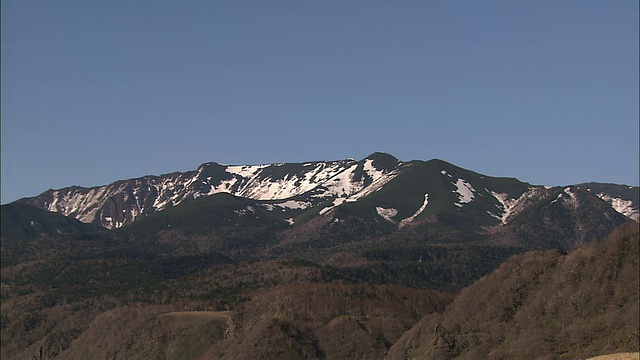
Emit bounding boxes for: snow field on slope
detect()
[234,162,353,200]
[323,164,363,198]
[453,178,475,205]
[595,193,639,221]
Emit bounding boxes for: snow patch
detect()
[261,204,275,211]
[563,187,577,205]
[363,159,387,184]
[453,178,475,205]
[103,216,124,229]
[274,200,312,210]
[226,164,268,178]
[285,218,295,225]
[596,193,639,221]
[376,207,398,223]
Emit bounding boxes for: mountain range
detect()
[1,152,638,359]
[12,152,639,233]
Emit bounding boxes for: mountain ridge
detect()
[13,152,639,233]
[17,153,394,228]
[14,153,638,234]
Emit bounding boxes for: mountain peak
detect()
[364,152,401,170]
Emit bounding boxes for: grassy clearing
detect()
[159,310,232,322]
[157,310,231,360]
[586,353,639,360]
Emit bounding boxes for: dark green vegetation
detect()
[118,193,289,239]
[0,203,101,241]
[1,155,638,359]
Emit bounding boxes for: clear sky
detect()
[1,0,638,204]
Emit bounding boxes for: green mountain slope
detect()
[118,193,289,236]
[0,203,102,241]
[330,158,530,232]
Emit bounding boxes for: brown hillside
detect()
[51,284,451,360]
[387,224,640,360]
[1,254,452,360]
[214,283,451,360]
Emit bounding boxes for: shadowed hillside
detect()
[387,224,639,360]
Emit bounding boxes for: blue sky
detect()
[2,0,638,204]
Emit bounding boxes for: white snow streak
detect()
[491,191,525,224]
[399,194,429,228]
[491,188,546,225]
[550,193,563,204]
[319,198,349,215]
